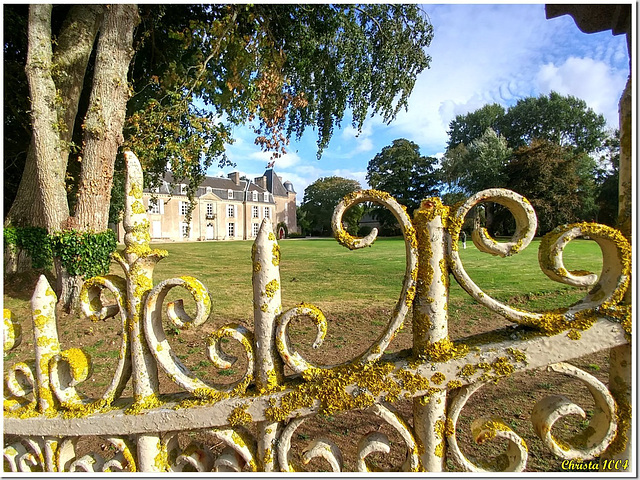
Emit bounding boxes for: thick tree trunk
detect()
[72,4,139,232]
[57,5,140,311]
[23,4,69,231]
[6,6,102,272]
[52,5,105,166]
[9,5,139,312]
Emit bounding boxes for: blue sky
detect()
[208,3,630,203]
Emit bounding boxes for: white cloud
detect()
[382,4,628,155]
[535,56,627,126]
[341,123,376,154]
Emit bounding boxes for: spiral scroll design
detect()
[78,275,131,404]
[143,277,252,394]
[539,223,631,313]
[448,381,528,472]
[3,436,135,472]
[276,303,327,374]
[448,189,631,331]
[329,190,418,365]
[531,362,617,460]
[4,362,36,412]
[277,402,420,472]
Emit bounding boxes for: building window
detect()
[264,206,270,219]
[252,223,260,237]
[252,191,258,202]
[206,203,214,218]
[228,223,235,237]
[180,184,188,195]
[264,192,269,202]
[252,205,259,218]
[227,204,235,218]
[181,222,190,238]
[228,189,234,199]
[180,201,189,215]
[149,199,160,214]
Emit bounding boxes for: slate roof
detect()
[144,169,295,202]
[264,168,289,197]
[144,172,273,203]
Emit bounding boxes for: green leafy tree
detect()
[447,103,505,149]
[447,92,607,154]
[300,177,363,236]
[440,128,511,234]
[4,4,433,308]
[505,140,598,235]
[441,128,511,195]
[366,139,439,228]
[502,92,607,153]
[296,207,312,237]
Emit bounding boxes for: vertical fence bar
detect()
[411,199,451,471]
[252,219,284,471]
[122,152,162,471]
[604,75,633,467]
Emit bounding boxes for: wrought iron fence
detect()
[3,151,631,472]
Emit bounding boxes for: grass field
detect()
[3,235,612,472]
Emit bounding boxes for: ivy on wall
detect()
[4,227,116,279]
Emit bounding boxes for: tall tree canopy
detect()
[446,103,505,150]
[505,139,598,235]
[4,4,433,308]
[299,177,363,236]
[440,128,511,196]
[447,92,607,154]
[366,138,439,217]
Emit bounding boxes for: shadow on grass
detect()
[3,269,55,301]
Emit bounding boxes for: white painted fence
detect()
[3,152,631,472]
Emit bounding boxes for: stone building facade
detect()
[115,168,297,242]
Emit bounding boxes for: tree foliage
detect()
[366,138,439,218]
[4,4,434,222]
[594,130,620,227]
[441,128,511,195]
[447,92,607,154]
[300,177,363,236]
[121,4,434,217]
[447,103,505,149]
[505,140,598,234]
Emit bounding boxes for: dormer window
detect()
[206,186,212,194]
[263,192,269,202]
[180,184,187,195]
[252,191,258,202]
[228,189,234,199]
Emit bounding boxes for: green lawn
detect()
[3,235,603,329]
[146,235,602,324]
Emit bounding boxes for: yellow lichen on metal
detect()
[264,279,279,298]
[228,404,253,426]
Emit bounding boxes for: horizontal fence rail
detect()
[4,151,632,472]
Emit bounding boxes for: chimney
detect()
[228,171,240,185]
[254,176,267,190]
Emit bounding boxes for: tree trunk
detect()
[53,5,105,167]
[55,5,140,311]
[6,6,103,230]
[71,5,139,232]
[23,4,69,231]
[9,5,139,312]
